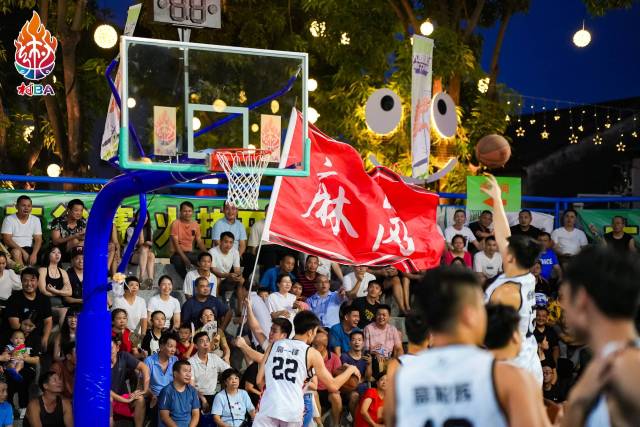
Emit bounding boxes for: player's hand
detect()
[567,352,616,410]
[480,174,502,203]
[234,337,248,349]
[348,364,362,380]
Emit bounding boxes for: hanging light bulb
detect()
[212,99,227,112]
[308,78,318,92]
[573,22,591,48]
[192,117,201,131]
[308,107,320,124]
[420,19,434,36]
[94,24,118,49]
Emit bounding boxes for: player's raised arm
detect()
[307,346,360,393]
[256,342,272,390]
[481,174,511,259]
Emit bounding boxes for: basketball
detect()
[335,365,360,392]
[475,134,511,168]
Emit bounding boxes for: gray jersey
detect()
[258,339,309,422]
[395,345,507,427]
[485,272,542,384]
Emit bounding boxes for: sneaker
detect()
[19,407,26,419]
[141,278,154,290]
[345,413,353,423]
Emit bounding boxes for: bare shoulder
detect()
[490,283,522,308]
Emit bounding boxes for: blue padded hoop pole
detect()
[194,70,301,138]
[74,169,206,426]
[117,192,147,273]
[105,59,147,159]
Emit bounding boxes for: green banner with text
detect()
[0,191,266,257]
[466,176,521,212]
[578,209,640,243]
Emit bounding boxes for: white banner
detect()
[410,35,434,178]
[100,3,142,161]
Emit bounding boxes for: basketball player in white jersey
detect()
[482,174,544,384]
[559,246,640,427]
[386,267,549,427]
[255,310,361,427]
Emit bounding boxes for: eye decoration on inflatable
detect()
[365,88,404,135]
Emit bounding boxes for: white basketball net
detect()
[215,149,271,210]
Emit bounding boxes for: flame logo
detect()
[14,11,58,81]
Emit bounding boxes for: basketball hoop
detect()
[210,148,271,210]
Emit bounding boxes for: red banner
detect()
[264,111,443,272]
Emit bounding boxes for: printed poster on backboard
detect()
[153,106,177,156]
[260,114,281,162]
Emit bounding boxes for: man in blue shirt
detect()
[158,360,200,427]
[538,232,561,281]
[181,277,231,330]
[329,305,361,355]
[259,254,297,293]
[144,334,178,401]
[307,275,346,328]
[212,202,248,257]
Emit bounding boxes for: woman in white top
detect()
[0,253,21,302]
[111,276,148,336]
[267,274,297,320]
[37,246,73,325]
[147,275,181,330]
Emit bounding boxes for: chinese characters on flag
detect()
[264,110,443,272]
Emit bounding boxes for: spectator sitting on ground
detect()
[473,235,502,284]
[267,274,298,321]
[184,252,217,298]
[5,267,52,352]
[350,281,383,329]
[64,246,83,310]
[444,235,472,268]
[510,209,542,239]
[125,211,156,288]
[188,331,231,413]
[290,282,310,311]
[354,371,386,427]
[444,209,480,251]
[1,195,42,267]
[195,308,230,363]
[181,277,231,331]
[260,254,297,293]
[49,198,86,259]
[169,201,207,279]
[209,231,244,302]
[537,232,561,283]
[142,311,166,357]
[53,309,77,362]
[24,371,73,427]
[111,276,148,339]
[212,368,256,427]
[212,202,247,257]
[364,305,403,373]
[469,210,493,250]
[340,330,372,418]
[343,265,377,300]
[590,215,637,253]
[307,274,346,328]
[551,209,587,260]
[111,308,140,357]
[51,341,76,399]
[329,304,361,356]
[297,255,321,298]
[312,328,343,427]
[110,335,150,427]
[37,245,73,324]
[158,360,201,427]
[147,275,181,330]
[0,252,21,303]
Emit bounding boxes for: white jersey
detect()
[395,345,507,427]
[259,339,310,422]
[485,272,542,384]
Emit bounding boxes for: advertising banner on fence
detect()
[0,191,265,257]
[578,209,640,243]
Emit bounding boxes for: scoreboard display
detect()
[154,0,221,29]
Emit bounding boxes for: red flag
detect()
[264,110,443,272]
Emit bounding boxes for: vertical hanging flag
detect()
[100,3,142,161]
[410,35,434,178]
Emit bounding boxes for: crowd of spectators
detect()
[0,193,636,426]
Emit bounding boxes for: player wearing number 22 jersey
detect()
[388,267,551,427]
[255,311,361,427]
